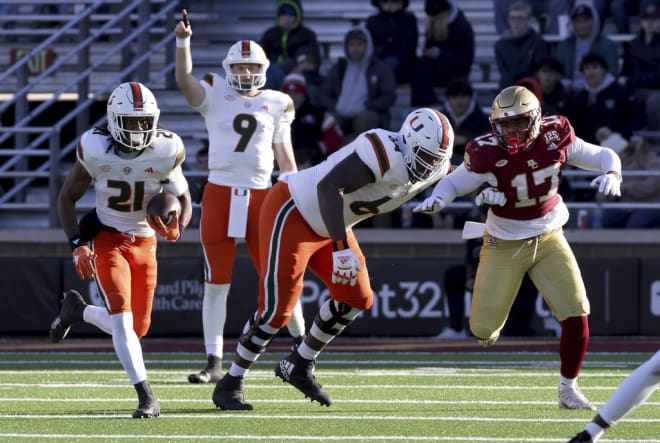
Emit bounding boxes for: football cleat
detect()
[212,373,253,410]
[559,385,596,410]
[567,430,593,443]
[476,332,499,348]
[275,350,332,406]
[188,355,222,384]
[132,380,160,418]
[49,290,87,343]
[436,327,468,339]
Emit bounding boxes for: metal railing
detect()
[0,0,180,227]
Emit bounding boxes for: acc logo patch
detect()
[495,159,508,167]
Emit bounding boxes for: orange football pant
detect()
[91,230,157,338]
[257,182,373,329]
[200,182,269,283]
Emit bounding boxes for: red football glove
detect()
[72,245,96,280]
[147,211,181,242]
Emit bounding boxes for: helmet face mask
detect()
[490,86,541,155]
[399,108,454,182]
[222,40,270,92]
[107,82,160,151]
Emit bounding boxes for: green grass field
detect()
[0,348,658,442]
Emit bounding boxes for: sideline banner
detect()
[0,256,657,336]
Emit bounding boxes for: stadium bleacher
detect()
[0,0,655,229]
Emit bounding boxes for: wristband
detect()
[606,170,622,182]
[176,37,190,48]
[333,239,347,251]
[69,233,88,251]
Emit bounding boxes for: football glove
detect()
[412,195,447,214]
[332,244,361,287]
[475,187,507,206]
[72,245,96,280]
[147,211,181,242]
[590,171,622,197]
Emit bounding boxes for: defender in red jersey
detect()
[415,86,623,411]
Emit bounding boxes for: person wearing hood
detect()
[554,2,619,91]
[567,52,645,144]
[366,0,419,84]
[495,0,550,90]
[259,0,321,90]
[318,26,396,142]
[410,0,475,107]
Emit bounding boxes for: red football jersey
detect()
[464,115,575,220]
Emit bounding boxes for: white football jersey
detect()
[287,129,445,237]
[77,127,189,237]
[194,73,295,189]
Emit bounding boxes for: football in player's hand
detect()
[146,192,181,226]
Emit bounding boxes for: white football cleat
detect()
[558,385,596,410]
[436,327,468,339]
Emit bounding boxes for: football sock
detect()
[110,312,147,384]
[559,316,589,378]
[203,283,229,357]
[83,305,112,335]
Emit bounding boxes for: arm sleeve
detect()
[567,137,622,174]
[430,163,492,203]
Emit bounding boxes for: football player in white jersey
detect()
[211,108,454,410]
[568,350,660,442]
[50,82,192,418]
[175,12,306,384]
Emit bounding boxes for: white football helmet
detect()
[490,85,541,155]
[399,108,454,182]
[107,82,160,151]
[222,40,270,92]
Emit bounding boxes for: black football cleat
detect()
[275,350,332,406]
[49,290,87,343]
[212,373,253,410]
[188,355,222,383]
[132,380,160,418]
[567,430,593,443]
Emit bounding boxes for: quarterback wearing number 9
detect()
[175,14,307,384]
[211,108,454,410]
[414,86,623,411]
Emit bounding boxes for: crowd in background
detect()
[198,0,658,229]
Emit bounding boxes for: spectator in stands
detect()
[438,79,490,165]
[366,0,419,84]
[259,0,321,90]
[318,26,396,141]
[281,73,344,168]
[567,52,645,144]
[291,45,325,106]
[495,1,551,90]
[555,2,619,92]
[410,0,474,107]
[534,57,571,116]
[597,135,660,229]
[493,0,573,36]
[592,0,640,34]
[619,0,660,130]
